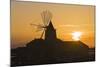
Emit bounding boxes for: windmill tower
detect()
[31,10,56,41]
[45,21,56,41]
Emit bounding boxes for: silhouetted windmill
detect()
[30,10,52,39]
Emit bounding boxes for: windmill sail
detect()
[41,10,52,26]
[31,10,53,39]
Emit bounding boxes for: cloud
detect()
[58,24,78,28]
[57,24,93,28]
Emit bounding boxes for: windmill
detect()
[30,10,52,39]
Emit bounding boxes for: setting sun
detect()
[72,32,82,41]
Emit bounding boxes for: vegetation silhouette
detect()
[11,11,95,66]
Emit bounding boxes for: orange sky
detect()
[11,1,95,48]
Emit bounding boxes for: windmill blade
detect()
[36,28,43,32]
[41,10,52,26]
[44,10,50,25]
[30,23,44,28]
[40,29,45,39]
[41,12,45,26]
[42,11,46,26]
[45,10,49,25]
[46,10,52,25]
[30,23,45,33]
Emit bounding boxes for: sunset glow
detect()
[11,1,95,48]
[72,32,82,41]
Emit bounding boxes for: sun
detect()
[72,32,82,41]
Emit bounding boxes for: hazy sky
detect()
[11,1,95,48]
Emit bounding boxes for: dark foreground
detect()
[11,39,95,67]
[11,50,95,67]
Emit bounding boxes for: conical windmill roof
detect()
[47,21,55,30]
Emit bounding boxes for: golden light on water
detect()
[72,32,82,41]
